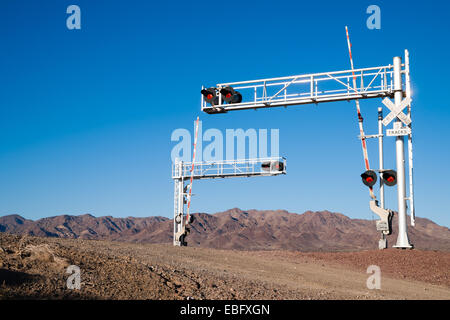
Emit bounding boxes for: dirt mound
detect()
[19,243,70,271]
[0,233,174,299]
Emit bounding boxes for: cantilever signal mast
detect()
[200,41,416,249]
[172,157,287,246]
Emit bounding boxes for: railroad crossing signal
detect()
[382,97,411,126]
[199,50,416,250]
[361,170,377,187]
[220,86,242,104]
[172,157,286,246]
[201,86,242,106]
[381,170,397,187]
[261,160,284,173]
[201,87,219,106]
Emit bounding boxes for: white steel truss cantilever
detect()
[201,64,402,113]
[172,157,287,180]
[201,52,415,250]
[172,157,286,246]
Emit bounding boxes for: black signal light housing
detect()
[220,86,242,104]
[361,170,377,187]
[201,87,219,106]
[381,170,397,187]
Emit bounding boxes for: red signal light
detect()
[220,86,242,104]
[262,161,284,173]
[361,170,377,187]
[381,170,397,187]
[201,88,219,106]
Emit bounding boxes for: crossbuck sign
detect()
[382,97,412,126]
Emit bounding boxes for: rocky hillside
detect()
[1,209,449,251]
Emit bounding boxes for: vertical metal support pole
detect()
[392,56,412,249]
[173,180,176,246]
[173,160,185,247]
[177,161,184,246]
[178,183,183,219]
[407,136,415,225]
[405,49,415,227]
[378,107,385,209]
[201,86,204,111]
[173,159,178,246]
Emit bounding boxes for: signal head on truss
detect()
[220,86,242,104]
[201,87,219,106]
[262,160,285,173]
[201,87,227,114]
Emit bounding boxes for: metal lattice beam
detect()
[172,157,286,246]
[201,64,404,114]
[172,157,286,180]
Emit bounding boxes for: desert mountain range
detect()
[1,208,449,251]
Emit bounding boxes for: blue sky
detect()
[0,0,449,227]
